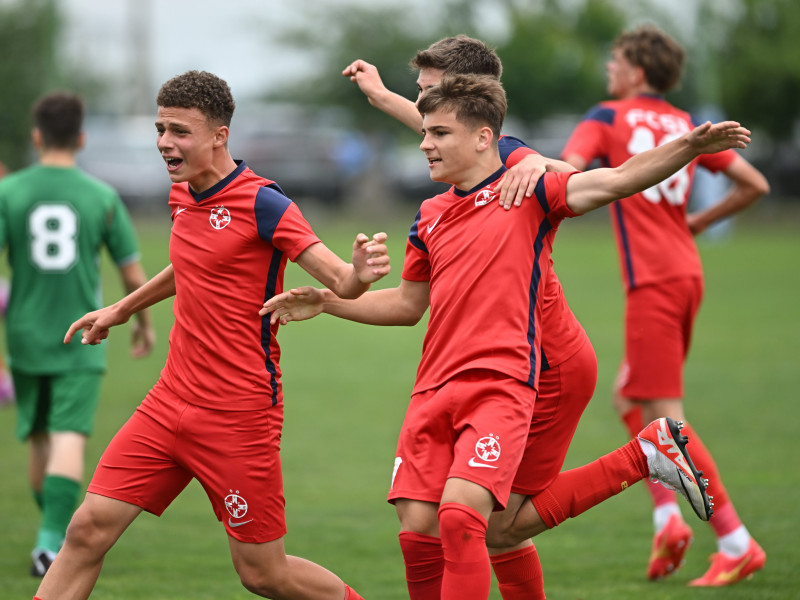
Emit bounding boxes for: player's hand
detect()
[260,287,326,325]
[352,232,391,284]
[130,321,155,358]
[688,121,751,154]
[64,305,127,346]
[496,154,548,209]
[341,59,387,103]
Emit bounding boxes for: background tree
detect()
[0,0,61,171]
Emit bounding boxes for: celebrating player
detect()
[33,71,389,600]
[562,24,768,586]
[0,91,154,577]
[263,73,749,599]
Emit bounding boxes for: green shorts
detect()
[13,370,103,441]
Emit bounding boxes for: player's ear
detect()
[214,125,230,148]
[476,125,494,152]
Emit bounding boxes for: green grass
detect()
[1,208,798,599]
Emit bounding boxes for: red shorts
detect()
[511,336,597,496]
[388,369,535,510]
[619,277,703,400]
[88,380,286,543]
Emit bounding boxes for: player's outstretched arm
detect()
[686,155,769,235]
[565,121,751,215]
[65,264,176,346]
[342,59,422,132]
[261,279,429,328]
[294,232,390,300]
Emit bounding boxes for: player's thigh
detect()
[511,339,597,496]
[50,370,103,435]
[181,402,287,544]
[622,280,701,399]
[89,393,193,516]
[12,371,49,441]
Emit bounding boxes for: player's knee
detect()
[485,512,518,548]
[63,504,113,556]
[237,564,286,598]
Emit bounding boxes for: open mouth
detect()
[164,157,183,171]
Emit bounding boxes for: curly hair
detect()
[156,70,236,126]
[417,73,506,139]
[614,25,684,93]
[411,35,502,80]
[32,91,84,150]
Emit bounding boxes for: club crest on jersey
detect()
[209,206,231,230]
[474,189,496,206]
[225,490,248,519]
[475,434,501,462]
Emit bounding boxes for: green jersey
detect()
[0,165,140,373]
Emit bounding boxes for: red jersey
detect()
[163,161,320,411]
[562,94,736,290]
[500,136,588,369]
[401,168,577,395]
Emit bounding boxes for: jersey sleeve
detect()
[697,148,737,173]
[499,135,540,168]
[104,194,141,267]
[255,185,320,261]
[534,172,580,224]
[401,210,431,282]
[561,105,615,165]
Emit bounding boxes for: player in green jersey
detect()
[0,91,155,577]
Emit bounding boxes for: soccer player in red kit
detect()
[562,25,769,586]
[342,37,597,597]
[263,73,750,600]
[33,71,389,600]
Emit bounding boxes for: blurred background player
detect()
[0,91,154,576]
[562,24,769,586]
[34,70,387,600]
[0,159,13,406]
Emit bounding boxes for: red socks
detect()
[490,544,546,600]
[438,503,490,600]
[344,585,364,600]
[532,439,648,528]
[398,531,444,600]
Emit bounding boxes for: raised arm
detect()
[565,121,751,215]
[117,261,156,357]
[65,263,176,346]
[261,278,430,328]
[686,155,769,235]
[342,59,422,132]
[294,232,391,300]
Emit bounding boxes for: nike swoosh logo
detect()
[715,555,751,584]
[468,457,498,469]
[427,214,443,234]
[176,207,188,215]
[228,519,253,528]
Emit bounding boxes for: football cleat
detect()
[30,548,56,578]
[647,513,693,580]
[638,417,713,521]
[688,538,766,586]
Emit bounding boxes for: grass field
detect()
[1,206,798,599]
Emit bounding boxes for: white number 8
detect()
[29,204,79,271]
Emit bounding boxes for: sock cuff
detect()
[398,530,442,547]
[489,544,537,565]
[437,502,488,528]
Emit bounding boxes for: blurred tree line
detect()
[0,0,798,187]
[267,0,799,151]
